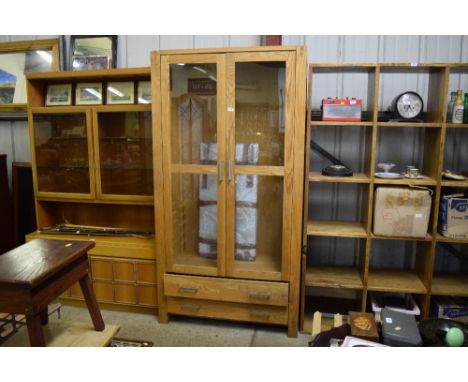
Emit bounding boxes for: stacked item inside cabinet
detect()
[300,63,468,333]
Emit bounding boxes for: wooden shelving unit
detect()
[25,68,158,314]
[300,62,468,333]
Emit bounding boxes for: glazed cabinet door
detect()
[161,54,227,276]
[30,108,95,199]
[225,52,296,281]
[93,105,153,202]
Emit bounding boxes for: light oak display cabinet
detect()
[152,46,307,336]
[301,62,468,333]
[25,68,158,314]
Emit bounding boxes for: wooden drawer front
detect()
[91,259,113,280]
[137,263,157,284]
[167,297,288,325]
[93,281,114,302]
[164,274,289,306]
[137,285,158,307]
[114,284,137,304]
[114,262,136,282]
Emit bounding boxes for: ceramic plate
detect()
[374,172,403,179]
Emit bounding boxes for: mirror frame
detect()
[0,38,60,113]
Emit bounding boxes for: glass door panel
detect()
[32,112,94,198]
[226,53,294,280]
[95,110,153,200]
[162,55,225,276]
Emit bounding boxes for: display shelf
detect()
[310,121,374,127]
[446,123,468,129]
[307,220,367,238]
[371,233,433,242]
[435,233,468,244]
[301,62,468,332]
[308,172,370,184]
[378,122,442,128]
[373,177,437,186]
[367,270,427,294]
[441,180,468,187]
[305,266,363,289]
[431,274,468,297]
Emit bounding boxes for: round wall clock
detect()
[391,91,424,120]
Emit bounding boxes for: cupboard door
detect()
[94,106,153,202]
[161,54,227,276]
[31,109,95,199]
[225,52,295,281]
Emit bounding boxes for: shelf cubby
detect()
[431,242,468,297]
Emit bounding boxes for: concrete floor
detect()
[3,305,311,347]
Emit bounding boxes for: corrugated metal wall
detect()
[3,36,467,170]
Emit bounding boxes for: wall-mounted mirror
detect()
[70,36,117,71]
[0,38,60,113]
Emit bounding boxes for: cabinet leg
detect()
[26,314,46,347]
[40,307,49,326]
[79,274,105,331]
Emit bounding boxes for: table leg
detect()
[40,307,49,325]
[25,314,46,347]
[79,273,105,331]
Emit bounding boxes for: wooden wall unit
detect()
[301,63,468,333]
[152,46,307,336]
[25,68,158,313]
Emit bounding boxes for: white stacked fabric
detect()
[198,143,218,258]
[234,144,259,262]
[198,143,259,261]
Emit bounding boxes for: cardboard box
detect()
[438,194,468,239]
[432,296,468,323]
[373,187,432,238]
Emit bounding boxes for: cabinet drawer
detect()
[167,297,288,325]
[164,274,288,306]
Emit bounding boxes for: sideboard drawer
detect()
[164,274,289,306]
[167,297,288,325]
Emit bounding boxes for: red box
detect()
[322,98,362,122]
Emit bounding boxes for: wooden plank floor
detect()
[1,321,119,347]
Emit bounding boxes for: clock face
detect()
[396,92,423,119]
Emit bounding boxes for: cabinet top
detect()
[155,45,305,56]
[26,67,150,82]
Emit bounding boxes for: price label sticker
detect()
[410,63,418,67]
[227,107,234,112]
[385,317,393,324]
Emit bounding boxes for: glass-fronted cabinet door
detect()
[31,108,95,199]
[161,54,226,276]
[93,106,153,202]
[225,52,295,281]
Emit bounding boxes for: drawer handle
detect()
[249,292,271,301]
[250,310,271,319]
[178,287,199,294]
[180,303,200,312]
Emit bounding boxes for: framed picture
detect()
[0,38,60,112]
[75,82,103,105]
[106,82,135,104]
[137,81,151,104]
[46,84,72,106]
[70,36,117,71]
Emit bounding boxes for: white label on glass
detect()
[410,63,418,67]
[227,107,234,112]
[415,213,423,218]
[385,317,393,324]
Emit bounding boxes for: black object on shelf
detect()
[419,318,468,347]
[310,140,353,177]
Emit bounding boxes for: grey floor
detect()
[4,305,311,347]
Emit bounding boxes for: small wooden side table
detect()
[0,239,104,346]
